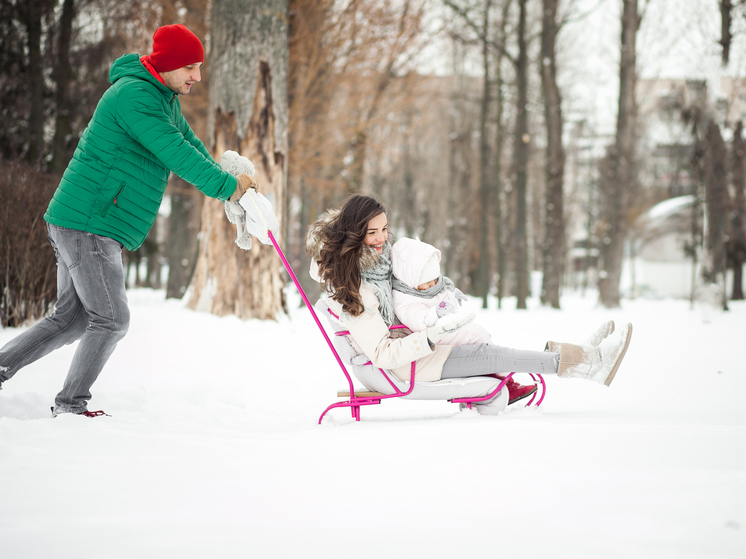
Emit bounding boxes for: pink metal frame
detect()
[267,230,546,423]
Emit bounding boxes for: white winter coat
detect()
[391,238,492,346]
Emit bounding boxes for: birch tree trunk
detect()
[187,0,289,320]
[539,0,565,309]
[598,0,640,308]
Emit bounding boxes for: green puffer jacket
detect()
[44,53,236,251]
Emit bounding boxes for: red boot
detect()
[504,378,537,405]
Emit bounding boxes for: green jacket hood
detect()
[109,53,172,97]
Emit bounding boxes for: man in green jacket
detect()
[0,24,255,416]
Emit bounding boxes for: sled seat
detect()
[337,390,385,398]
[314,299,545,423]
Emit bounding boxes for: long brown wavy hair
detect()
[309,194,387,317]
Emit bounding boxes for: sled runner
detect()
[222,152,545,422]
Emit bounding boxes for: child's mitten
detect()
[436,300,457,318]
[426,311,475,344]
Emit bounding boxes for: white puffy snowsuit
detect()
[391,237,492,346]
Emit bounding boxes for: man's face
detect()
[160,63,202,95]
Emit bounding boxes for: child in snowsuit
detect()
[391,237,492,345]
[391,237,537,403]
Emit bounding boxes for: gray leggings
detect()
[440,343,560,378]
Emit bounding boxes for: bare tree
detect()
[511,0,530,309]
[598,0,644,308]
[188,0,288,319]
[493,0,512,308]
[539,0,564,309]
[17,0,54,164]
[444,0,536,307]
[50,0,76,176]
[475,0,494,307]
[343,0,427,193]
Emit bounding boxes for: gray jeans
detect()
[440,343,560,378]
[0,224,129,413]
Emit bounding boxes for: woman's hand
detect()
[426,311,475,344]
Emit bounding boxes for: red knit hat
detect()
[149,24,204,73]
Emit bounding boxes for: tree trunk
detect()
[599,0,639,308]
[494,0,511,309]
[702,121,729,310]
[731,121,745,300]
[167,178,204,299]
[539,0,565,309]
[476,0,493,308]
[512,0,530,309]
[188,0,288,320]
[20,0,49,164]
[50,0,75,176]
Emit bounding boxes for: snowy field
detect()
[1,288,744,559]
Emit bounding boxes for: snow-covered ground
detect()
[1,288,744,558]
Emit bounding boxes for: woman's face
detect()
[363,212,388,255]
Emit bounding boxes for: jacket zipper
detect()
[113,183,125,207]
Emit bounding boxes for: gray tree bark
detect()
[188,0,289,320]
[512,0,530,309]
[701,121,729,310]
[19,0,51,164]
[598,0,640,308]
[539,0,565,309]
[167,178,203,299]
[494,0,511,309]
[50,0,75,176]
[475,0,493,308]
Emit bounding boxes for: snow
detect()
[645,195,695,221]
[1,288,745,558]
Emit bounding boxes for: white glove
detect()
[426,311,475,344]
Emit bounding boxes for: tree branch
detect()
[442,0,517,66]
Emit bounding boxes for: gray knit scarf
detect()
[360,241,396,326]
[392,275,456,299]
